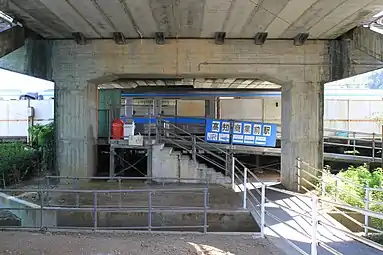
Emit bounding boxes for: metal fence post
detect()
[372,133,376,161]
[93,192,98,232]
[74,178,79,207]
[311,196,318,255]
[321,172,326,197]
[231,156,235,190]
[45,177,49,204]
[243,167,247,209]
[364,185,370,236]
[192,135,197,164]
[261,184,266,238]
[1,172,5,189]
[39,190,43,229]
[148,191,152,232]
[297,158,301,192]
[118,177,122,208]
[381,125,383,169]
[203,188,208,234]
[353,132,356,155]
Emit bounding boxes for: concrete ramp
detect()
[249,189,382,255]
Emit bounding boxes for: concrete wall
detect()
[0,192,57,228]
[51,39,328,189]
[57,211,259,232]
[220,98,281,123]
[0,99,54,138]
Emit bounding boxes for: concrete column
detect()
[281,81,324,191]
[55,83,98,178]
[205,98,215,118]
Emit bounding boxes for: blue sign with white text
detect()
[231,121,277,147]
[204,119,277,147]
[205,119,231,144]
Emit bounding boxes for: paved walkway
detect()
[248,187,383,255]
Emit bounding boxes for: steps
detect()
[151,144,231,185]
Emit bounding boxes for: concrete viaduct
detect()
[0,0,383,190]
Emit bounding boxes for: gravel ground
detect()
[0,231,284,255]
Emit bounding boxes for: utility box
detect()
[27,107,35,117]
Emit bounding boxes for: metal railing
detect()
[0,187,209,233]
[43,176,211,208]
[297,158,383,236]
[292,158,383,254]
[154,120,383,254]
[100,106,383,161]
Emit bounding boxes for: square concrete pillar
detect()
[55,83,98,178]
[281,81,324,191]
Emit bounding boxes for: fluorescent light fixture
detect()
[0,11,13,23]
[219,97,235,100]
[370,26,383,35]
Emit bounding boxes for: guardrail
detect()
[0,187,209,233]
[297,158,383,236]
[225,155,383,255]
[42,176,212,208]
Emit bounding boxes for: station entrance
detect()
[95,79,282,183]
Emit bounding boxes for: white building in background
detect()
[0,68,54,139]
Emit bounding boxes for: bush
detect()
[0,143,39,186]
[323,165,383,231]
[0,123,55,187]
[29,123,55,173]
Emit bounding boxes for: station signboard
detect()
[205,119,231,144]
[205,119,277,147]
[231,121,277,147]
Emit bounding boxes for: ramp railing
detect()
[231,165,383,254]
[296,158,383,252]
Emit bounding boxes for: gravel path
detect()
[0,231,284,255]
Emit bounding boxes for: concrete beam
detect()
[0,37,52,80]
[329,26,383,81]
[0,26,24,58]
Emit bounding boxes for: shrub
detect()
[0,123,55,187]
[0,143,39,186]
[322,164,383,230]
[29,123,55,173]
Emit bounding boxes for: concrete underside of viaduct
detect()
[0,26,382,190]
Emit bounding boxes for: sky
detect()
[0,68,54,92]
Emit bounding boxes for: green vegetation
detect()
[29,123,55,173]
[0,143,39,186]
[0,123,54,187]
[322,164,383,233]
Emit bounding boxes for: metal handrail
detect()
[158,118,229,155]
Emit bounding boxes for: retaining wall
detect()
[0,192,57,228]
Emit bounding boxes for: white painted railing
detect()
[232,158,383,255]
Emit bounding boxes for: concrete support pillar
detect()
[205,98,215,118]
[281,81,324,191]
[55,84,98,178]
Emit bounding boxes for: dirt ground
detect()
[0,231,284,255]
